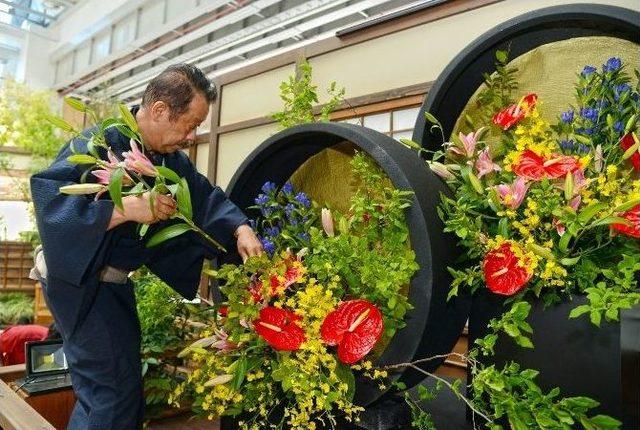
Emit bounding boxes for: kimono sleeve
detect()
[30,143,114,286]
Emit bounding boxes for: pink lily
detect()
[210,328,236,354]
[496,177,528,209]
[475,148,502,178]
[449,130,481,158]
[122,139,158,177]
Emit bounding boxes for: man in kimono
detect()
[30,63,262,429]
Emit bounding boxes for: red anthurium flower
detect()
[483,242,533,296]
[320,300,383,364]
[254,307,305,351]
[492,93,538,130]
[513,150,581,180]
[219,306,228,317]
[620,133,640,172]
[611,205,640,238]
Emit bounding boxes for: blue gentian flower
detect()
[281,182,294,195]
[580,107,599,122]
[614,121,624,133]
[284,203,295,218]
[297,232,310,242]
[595,99,609,109]
[614,83,631,101]
[560,110,574,124]
[602,57,622,73]
[294,192,311,208]
[264,226,280,237]
[254,194,269,206]
[583,127,595,135]
[577,144,590,154]
[559,140,575,151]
[261,206,274,217]
[581,65,597,77]
[261,237,276,256]
[261,181,277,194]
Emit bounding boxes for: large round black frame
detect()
[413,3,640,150]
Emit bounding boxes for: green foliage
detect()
[404,384,442,430]
[134,269,208,422]
[474,301,533,357]
[271,59,345,128]
[570,253,640,326]
[464,49,519,132]
[306,153,418,338]
[0,79,66,165]
[471,362,621,430]
[0,292,34,325]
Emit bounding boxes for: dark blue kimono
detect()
[30,125,248,429]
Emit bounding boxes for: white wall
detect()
[0,201,32,240]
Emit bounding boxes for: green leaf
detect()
[624,114,637,134]
[399,138,422,150]
[514,335,534,348]
[146,223,191,248]
[231,356,248,391]
[495,50,508,63]
[335,362,356,402]
[578,203,607,224]
[176,178,193,220]
[65,97,87,112]
[67,154,97,165]
[589,414,622,429]
[47,115,76,132]
[156,166,181,184]
[559,232,572,253]
[612,198,640,213]
[569,304,590,319]
[560,256,581,266]
[119,103,138,132]
[590,310,602,327]
[108,168,124,210]
[114,124,139,142]
[591,216,631,228]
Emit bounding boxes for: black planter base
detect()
[468,292,640,429]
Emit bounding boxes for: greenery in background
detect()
[0,79,66,170]
[271,59,345,128]
[0,292,34,325]
[134,269,211,423]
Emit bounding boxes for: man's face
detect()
[149,92,209,153]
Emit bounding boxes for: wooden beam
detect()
[0,364,26,383]
[207,82,222,184]
[0,380,56,430]
[216,82,431,135]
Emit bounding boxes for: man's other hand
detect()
[236,224,263,262]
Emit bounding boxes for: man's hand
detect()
[108,192,177,230]
[235,224,263,262]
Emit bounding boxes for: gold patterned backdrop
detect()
[453,36,640,136]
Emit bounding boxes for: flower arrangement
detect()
[48,99,226,251]
[172,153,419,429]
[397,52,639,429]
[419,55,640,324]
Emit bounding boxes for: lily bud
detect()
[564,171,574,201]
[468,171,484,194]
[594,145,603,173]
[321,208,334,237]
[203,374,234,387]
[60,183,105,195]
[428,161,454,181]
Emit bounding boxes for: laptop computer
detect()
[14,339,73,395]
